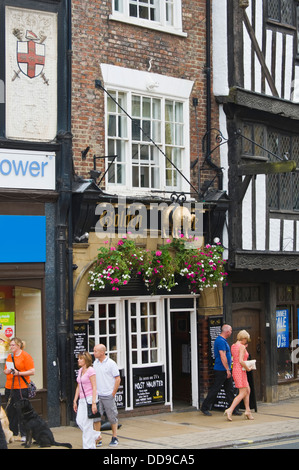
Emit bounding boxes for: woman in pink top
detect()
[224,330,254,421]
[73,351,101,448]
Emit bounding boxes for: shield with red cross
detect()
[17,40,45,79]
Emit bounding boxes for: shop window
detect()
[129,300,159,365]
[0,285,43,392]
[276,285,299,381]
[87,302,122,366]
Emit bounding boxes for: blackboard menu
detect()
[208,316,223,366]
[74,323,88,378]
[133,367,165,407]
[115,370,125,409]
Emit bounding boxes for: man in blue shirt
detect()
[201,324,237,416]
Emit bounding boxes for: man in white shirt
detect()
[93,344,121,447]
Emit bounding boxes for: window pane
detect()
[141,318,148,332]
[100,320,106,335]
[141,333,148,348]
[150,349,158,362]
[142,350,148,363]
[140,166,149,187]
[143,97,151,118]
[108,115,116,136]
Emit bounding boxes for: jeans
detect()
[201,370,235,411]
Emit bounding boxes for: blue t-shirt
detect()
[213,335,232,371]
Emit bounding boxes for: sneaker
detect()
[96,438,102,447]
[109,437,119,447]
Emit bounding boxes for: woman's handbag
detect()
[80,375,101,419]
[242,359,256,371]
[12,355,37,398]
[23,379,37,399]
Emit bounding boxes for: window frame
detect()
[241,121,299,212]
[267,0,295,26]
[102,64,193,197]
[87,300,125,369]
[128,299,163,367]
[110,0,186,37]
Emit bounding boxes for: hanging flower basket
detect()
[88,236,227,295]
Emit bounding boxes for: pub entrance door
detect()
[171,311,191,404]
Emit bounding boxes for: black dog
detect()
[14,399,72,448]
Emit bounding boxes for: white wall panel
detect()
[283,220,294,251]
[269,219,281,251]
[242,179,252,250]
[255,175,266,250]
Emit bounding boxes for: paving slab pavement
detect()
[6,397,299,450]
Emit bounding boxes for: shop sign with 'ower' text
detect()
[0,148,55,190]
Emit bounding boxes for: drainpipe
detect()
[56,0,73,423]
[66,0,75,423]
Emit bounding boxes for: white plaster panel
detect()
[269,218,281,251]
[242,179,252,250]
[283,220,294,251]
[212,0,228,96]
[255,175,266,251]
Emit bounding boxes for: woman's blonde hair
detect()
[77,351,93,368]
[10,337,26,349]
[237,330,250,342]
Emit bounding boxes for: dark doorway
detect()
[232,308,262,401]
[171,311,191,404]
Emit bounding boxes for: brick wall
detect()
[71,0,220,194]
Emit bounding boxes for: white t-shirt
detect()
[93,356,119,396]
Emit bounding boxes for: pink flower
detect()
[156,250,162,256]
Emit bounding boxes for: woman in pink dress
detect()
[224,330,254,421]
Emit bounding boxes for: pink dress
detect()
[231,342,249,388]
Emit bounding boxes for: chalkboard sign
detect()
[74,322,88,378]
[208,316,223,366]
[115,370,125,409]
[133,366,165,407]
